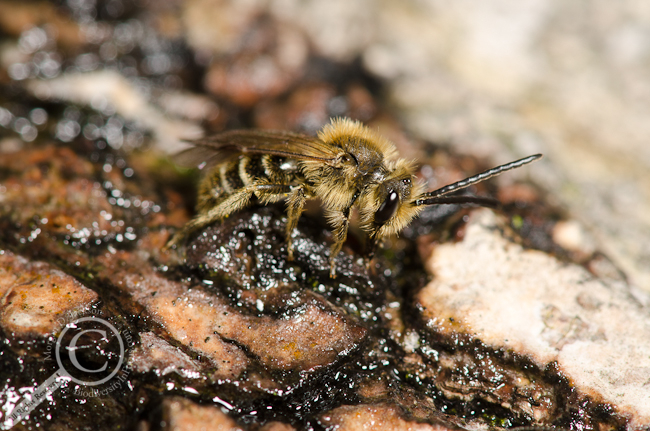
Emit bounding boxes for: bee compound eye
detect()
[338,153,357,165]
[375,191,400,225]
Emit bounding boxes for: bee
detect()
[167,117,541,277]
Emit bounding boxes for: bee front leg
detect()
[363,233,380,270]
[284,185,307,260]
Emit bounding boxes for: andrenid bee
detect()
[167,118,541,277]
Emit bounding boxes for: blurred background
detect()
[0,0,649,293]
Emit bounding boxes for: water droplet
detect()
[29,108,48,125]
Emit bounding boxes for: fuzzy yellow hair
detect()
[318,117,397,160]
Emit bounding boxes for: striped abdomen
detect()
[196,154,303,211]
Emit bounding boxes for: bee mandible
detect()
[167,118,541,277]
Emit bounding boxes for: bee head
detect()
[358,161,423,239]
[373,177,410,225]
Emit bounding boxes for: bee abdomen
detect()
[196,155,300,212]
[220,159,245,193]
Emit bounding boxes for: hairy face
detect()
[357,162,424,240]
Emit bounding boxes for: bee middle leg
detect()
[284,185,308,260]
[327,207,352,278]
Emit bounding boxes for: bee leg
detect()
[327,207,352,278]
[165,182,289,249]
[285,185,307,261]
[363,234,379,270]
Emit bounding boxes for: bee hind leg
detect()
[165,182,290,250]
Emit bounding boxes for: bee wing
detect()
[174,130,340,170]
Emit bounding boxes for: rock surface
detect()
[319,404,453,431]
[158,397,245,431]
[418,210,650,427]
[0,250,98,341]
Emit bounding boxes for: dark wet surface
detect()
[0,143,628,430]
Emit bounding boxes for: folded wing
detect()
[175,130,341,170]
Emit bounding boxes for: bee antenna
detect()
[415,195,500,207]
[413,154,542,207]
